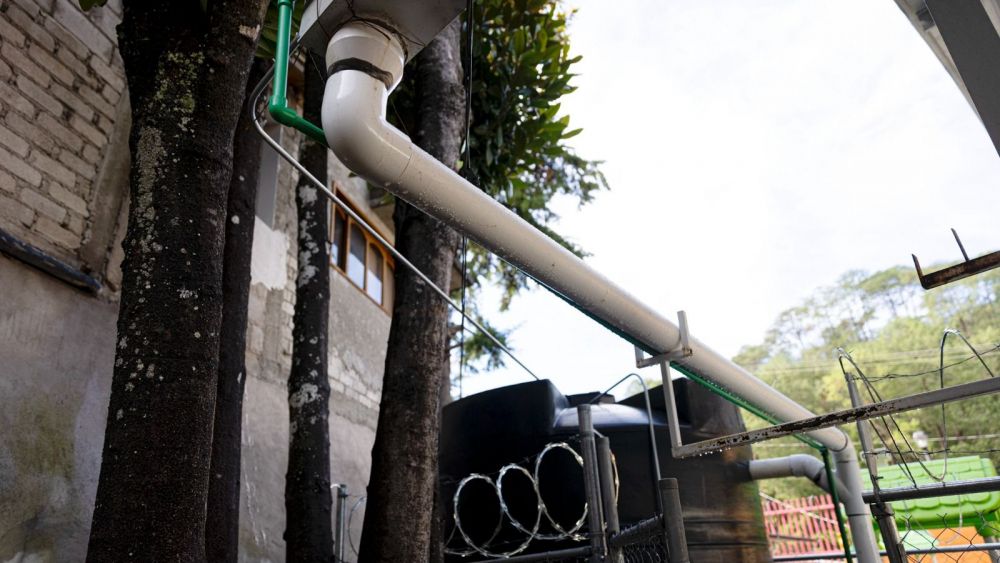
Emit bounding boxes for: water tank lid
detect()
[566,392,616,406]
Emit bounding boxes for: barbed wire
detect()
[442,440,617,559]
[837,328,998,489]
[847,343,1000,382]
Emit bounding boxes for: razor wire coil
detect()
[444,440,616,558]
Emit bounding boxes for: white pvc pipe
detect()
[320,22,879,562]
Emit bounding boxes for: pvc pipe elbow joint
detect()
[322,22,412,187]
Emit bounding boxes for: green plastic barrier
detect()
[862,456,1000,537]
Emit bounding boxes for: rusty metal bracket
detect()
[912,229,1000,290]
[667,375,1000,457]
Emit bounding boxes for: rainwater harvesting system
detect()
[252,1,883,561]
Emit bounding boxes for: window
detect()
[366,243,383,302]
[347,223,366,288]
[328,195,395,312]
[330,207,346,269]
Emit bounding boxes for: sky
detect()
[456,0,1000,400]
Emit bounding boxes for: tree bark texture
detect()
[285,65,334,561]
[205,58,268,563]
[87,2,267,561]
[358,20,465,563]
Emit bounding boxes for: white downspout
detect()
[320,22,879,562]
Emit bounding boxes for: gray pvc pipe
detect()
[748,454,847,495]
[319,22,879,563]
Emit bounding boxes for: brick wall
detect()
[0,0,125,270]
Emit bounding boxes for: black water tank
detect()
[439,379,771,562]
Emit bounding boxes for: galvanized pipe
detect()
[596,436,623,563]
[862,475,1000,502]
[319,21,878,562]
[658,478,690,563]
[578,405,608,562]
[747,454,848,495]
[333,483,348,562]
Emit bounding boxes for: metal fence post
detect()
[578,404,608,562]
[334,483,348,562]
[844,375,907,563]
[597,435,623,563]
[658,478,690,563]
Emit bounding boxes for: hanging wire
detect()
[836,328,998,488]
[247,58,541,383]
[456,0,476,399]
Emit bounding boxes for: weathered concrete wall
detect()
[0,253,116,561]
[0,2,392,561]
[239,132,390,562]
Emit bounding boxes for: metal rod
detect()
[578,405,607,562]
[658,478,689,563]
[953,228,971,261]
[597,436,623,563]
[659,363,685,457]
[670,375,1000,456]
[912,248,1000,290]
[334,484,348,562]
[774,543,1000,560]
[248,64,542,383]
[845,375,906,563]
[469,546,593,563]
[862,475,1000,502]
[590,372,662,513]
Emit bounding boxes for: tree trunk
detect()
[285,65,334,560]
[358,20,465,563]
[87,2,267,561]
[205,57,269,563]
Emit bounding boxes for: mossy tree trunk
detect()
[285,65,334,560]
[205,57,269,563]
[87,2,267,560]
[358,19,465,563]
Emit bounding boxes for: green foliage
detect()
[452,312,513,375]
[387,0,605,375]
[462,0,606,310]
[734,265,1000,499]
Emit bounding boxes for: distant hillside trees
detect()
[735,265,1000,498]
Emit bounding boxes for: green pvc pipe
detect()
[268,0,327,146]
[823,448,854,563]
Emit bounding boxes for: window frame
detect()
[327,191,395,313]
